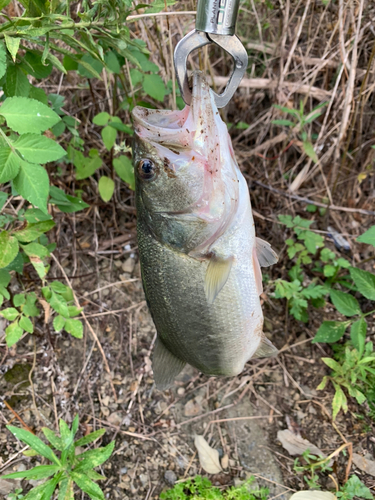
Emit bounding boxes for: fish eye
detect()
[138,159,156,180]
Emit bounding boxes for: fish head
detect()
[132,71,239,254]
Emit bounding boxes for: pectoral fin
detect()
[152,337,186,390]
[252,334,279,358]
[204,255,233,304]
[252,249,263,296]
[256,237,278,267]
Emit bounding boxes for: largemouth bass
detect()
[132,71,278,389]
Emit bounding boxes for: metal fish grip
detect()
[174,0,248,108]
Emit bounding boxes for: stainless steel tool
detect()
[174,0,248,108]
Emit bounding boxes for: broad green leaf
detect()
[75,150,102,180]
[130,68,143,86]
[46,52,67,75]
[14,220,55,242]
[316,375,328,391]
[107,121,133,134]
[4,64,30,97]
[0,97,61,134]
[22,478,56,500]
[349,267,375,300]
[2,464,59,480]
[13,293,25,306]
[0,269,11,287]
[50,281,68,294]
[13,134,66,163]
[298,230,324,254]
[347,386,366,405]
[22,242,49,258]
[331,383,347,420]
[143,0,175,14]
[357,225,375,247]
[40,476,60,500]
[0,230,19,268]
[330,289,361,317]
[6,425,61,465]
[343,474,373,499]
[0,40,6,79]
[1,307,19,320]
[23,50,53,79]
[13,161,49,213]
[86,469,106,481]
[19,315,33,333]
[77,54,103,79]
[101,126,117,150]
[64,318,83,338]
[272,119,295,127]
[312,321,350,343]
[0,0,11,11]
[4,35,21,62]
[68,305,82,317]
[23,292,40,317]
[350,318,367,356]
[323,264,336,277]
[53,315,66,332]
[0,147,21,183]
[58,478,74,500]
[143,73,166,101]
[321,357,341,372]
[98,176,114,202]
[24,208,52,223]
[93,112,110,126]
[0,191,8,210]
[113,155,135,190]
[104,50,121,74]
[75,428,105,447]
[71,471,105,500]
[5,321,23,346]
[74,441,115,472]
[49,291,69,318]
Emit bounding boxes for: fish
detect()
[132,71,278,390]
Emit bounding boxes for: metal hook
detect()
[174,30,248,108]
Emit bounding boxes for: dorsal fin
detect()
[204,255,233,304]
[152,337,186,390]
[256,237,278,267]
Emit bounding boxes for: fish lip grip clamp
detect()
[174,0,248,108]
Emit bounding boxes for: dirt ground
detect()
[0,207,374,499]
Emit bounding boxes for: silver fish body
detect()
[132,72,278,389]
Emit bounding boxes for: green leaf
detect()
[332,383,347,420]
[19,315,33,333]
[101,126,117,151]
[0,269,11,287]
[40,476,60,500]
[6,425,61,465]
[2,464,59,480]
[113,155,135,190]
[0,97,61,134]
[64,318,83,339]
[24,208,53,223]
[68,305,82,317]
[104,51,121,74]
[75,441,115,472]
[323,264,336,277]
[23,50,53,80]
[272,119,295,127]
[1,307,19,320]
[93,112,110,126]
[71,472,105,500]
[5,35,21,62]
[0,191,8,210]
[98,176,114,202]
[316,375,328,391]
[357,225,375,247]
[13,293,25,306]
[0,147,22,183]
[347,386,366,405]
[5,321,23,346]
[0,230,19,268]
[14,220,55,243]
[350,318,367,356]
[75,149,102,180]
[13,134,66,163]
[330,289,361,317]
[29,87,49,105]
[42,427,63,450]
[297,230,324,254]
[78,54,104,79]
[49,186,89,213]
[349,267,375,300]
[50,281,68,294]
[53,315,66,332]
[74,428,105,447]
[342,474,373,499]
[4,64,30,97]
[58,478,74,500]
[23,292,40,317]
[59,418,74,449]
[312,321,350,343]
[49,291,69,318]
[321,357,341,372]
[143,73,166,101]
[13,161,49,213]
[0,40,6,79]
[22,242,49,258]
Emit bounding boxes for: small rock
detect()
[139,473,149,487]
[107,412,123,426]
[177,387,185,396]
[164,470,177,485]
[184,399,202,417]
[221,454,229,469]
[122,257,135,274]
[120,467,128,475]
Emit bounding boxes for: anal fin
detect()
[256,237,278,267]
[152,337,186,390]
[204,255,233,304]
[252,334,278,359]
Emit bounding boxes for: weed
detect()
[160,475,269,500]
[1,416,114,499]
[293,449,332,490]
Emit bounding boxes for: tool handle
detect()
[195,0,240,36]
